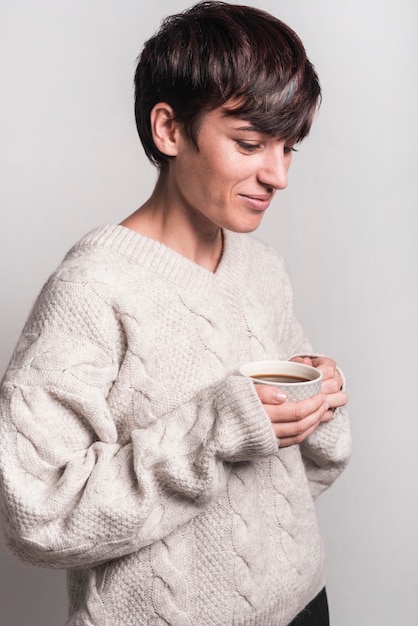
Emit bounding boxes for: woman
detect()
[0,2,350,624]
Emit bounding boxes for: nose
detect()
[257,144,290,191]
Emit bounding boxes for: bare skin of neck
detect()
[120,173,223,273]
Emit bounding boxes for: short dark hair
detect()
[134,1,321,169]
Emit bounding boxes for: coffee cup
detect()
[239,359,322,402]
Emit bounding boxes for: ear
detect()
[150,103,181,157]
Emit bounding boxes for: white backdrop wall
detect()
[1,1,417,625]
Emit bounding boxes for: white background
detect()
[0,1,417,624]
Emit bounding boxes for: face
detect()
[167,104,295,234]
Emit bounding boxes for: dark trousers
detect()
[287,588,329,626]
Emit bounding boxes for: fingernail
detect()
[274,390,287,402]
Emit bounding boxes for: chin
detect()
[227,217,264,234]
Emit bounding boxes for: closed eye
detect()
[236,141,261,152]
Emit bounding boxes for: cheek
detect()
[191,161,231,197]
[203,153,246,190]
[180,139,247,200]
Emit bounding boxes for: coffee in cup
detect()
[239,360,322,402]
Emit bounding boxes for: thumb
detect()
[254,383,287,404]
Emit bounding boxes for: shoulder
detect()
[40,225,168,306]
[56,225,142,285]
[9,228,132,369]
[24,226,140,333]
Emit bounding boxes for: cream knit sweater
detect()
[0,225,351,625]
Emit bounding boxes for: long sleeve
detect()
[0,227,350,625]
[283,310,351,497]
[0,279,277,570]
[275,258,352,498]
[300,404,351,499]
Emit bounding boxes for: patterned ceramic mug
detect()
[239,360,322,402]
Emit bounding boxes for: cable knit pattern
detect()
[150,532,192,626]
[228,465,267,616]
[0,225,351,625]
[270,452,303,577]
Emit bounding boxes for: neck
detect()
[120,173,223,272]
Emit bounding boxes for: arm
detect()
[296,355,351,499]
[0,281,277,570]
[254,352,351,498]
[259,254,352,495]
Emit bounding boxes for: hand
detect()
[290,355,348,421]
[255,384,329,448]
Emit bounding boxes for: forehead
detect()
[200,103,264,133]
[198,104,282,142]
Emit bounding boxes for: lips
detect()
[239,194,272,211]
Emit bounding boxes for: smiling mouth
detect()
[239,194,272,211]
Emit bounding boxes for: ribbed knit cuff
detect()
[303,404,351,461]
[213,376,278,461]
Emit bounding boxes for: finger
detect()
[274,402,327,444]
[321,377,343,395]
[266,393,326,424]
[311,356,336,369]
[320,391,349,424]
[254,383,287,404]
[311,357,337,381]
[278,421,320,447]
[321,409,336,423]
[290,356,314,367]
[317,364,337,383]
[324,390,348,411]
